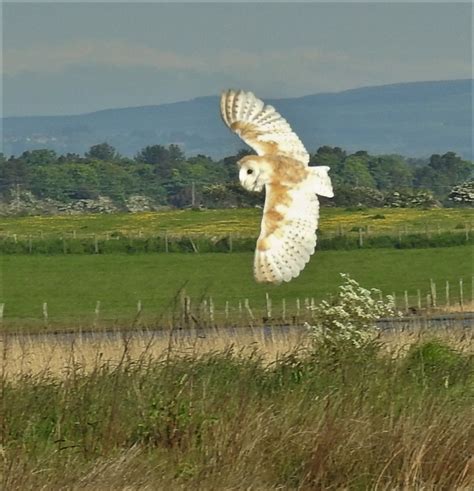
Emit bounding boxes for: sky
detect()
[2,1,472,117]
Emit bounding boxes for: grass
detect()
[1,246,472,329]
[1,207,472,238]
[1,330,472,489]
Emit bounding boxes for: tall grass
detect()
[1,328,472,489]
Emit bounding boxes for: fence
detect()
[1,277,472,331]
[0,224,472,254]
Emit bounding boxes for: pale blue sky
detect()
[2,2,472,116]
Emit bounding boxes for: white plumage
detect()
[220,89,334,284]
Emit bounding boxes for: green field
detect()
[1,246,471,329]
[1,207,472,239]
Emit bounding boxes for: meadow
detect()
[1,207,472,488]
[1,247,472,330]
[1,328,472,489]
[1,207,472,238]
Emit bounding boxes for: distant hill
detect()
[2,79,472,159]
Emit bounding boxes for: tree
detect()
[414,152,473,199]
[85,142,117,161]
[369,155,413,191]
[135,144,169,165]
[135,144,186,180]
[310,146,346,169]
[20,149,57,166]
[339,155,376,188]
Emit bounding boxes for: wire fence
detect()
[0,224,472,254]
[1,277,472,332]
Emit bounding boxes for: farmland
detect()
[0,207,472,238]
[1,246,471,330]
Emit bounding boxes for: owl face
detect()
[238,156,270,192]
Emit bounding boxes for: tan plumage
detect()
[220,89,334,284]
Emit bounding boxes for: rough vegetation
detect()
[1,329,472,489]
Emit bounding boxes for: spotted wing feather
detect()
[254,184,320,284]
[220,89,309,165]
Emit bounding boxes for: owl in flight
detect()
[220,89,334,284]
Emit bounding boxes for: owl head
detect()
[238,155,272,192]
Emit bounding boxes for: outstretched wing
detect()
[254,180,320,284]
[220,89,309,165]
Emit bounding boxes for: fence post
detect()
[164,231,169,253]
[358,228,363,247]
[244,298,254,321]
[445,281,450,308]
[296,298,301,319]
[94,235,99,254]
[137,300,142,315]
[94,301,101,325]
[42,302,48,325]
[0,303,4,323]
[189,237,198,253]
[417,289,422,310]
[202,299,208,325]
[430,279,437,308]
[225,301,229,322]
[209,297,214,324]
[265,292,272,319]
[404,290,409,313]
[282,298,286,322]
[185,296,191,327]
[459,278,464,310]
[471,275,474,305]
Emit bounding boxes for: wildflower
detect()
[307,273,400,348]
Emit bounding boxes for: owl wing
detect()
[254,179,320,284]
[220,89,310,165]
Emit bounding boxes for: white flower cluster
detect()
[307,273,399,348]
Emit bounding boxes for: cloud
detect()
[3,39,349,78]
[3,40,208,75]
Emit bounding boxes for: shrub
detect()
[306,274,399,352]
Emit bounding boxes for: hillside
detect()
[2,79,472,158]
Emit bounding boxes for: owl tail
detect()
[309,166,334,197]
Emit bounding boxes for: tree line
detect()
[0,143,472,208]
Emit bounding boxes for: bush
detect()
[306,274,399,353]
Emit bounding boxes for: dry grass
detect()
[1,325,471,381]
[1,326,307,380]
[1,326,472,489]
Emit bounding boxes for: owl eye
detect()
[247,169,254,175]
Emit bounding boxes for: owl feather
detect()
[220,89,333,284]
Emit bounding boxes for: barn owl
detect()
[220,89,333,284]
